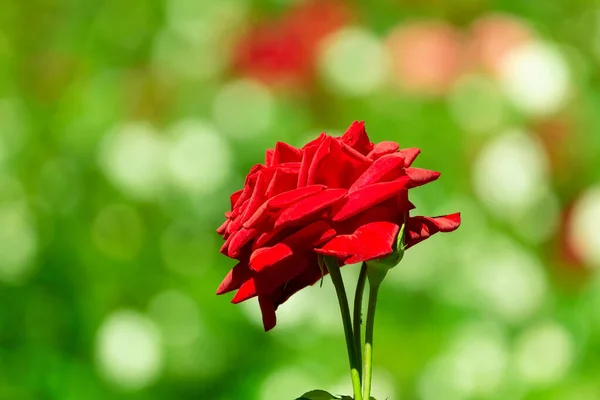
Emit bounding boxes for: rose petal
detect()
[239,172,269,224]
[349,153,406,193]
[250,220,335,272]
[277,263,323,306]
[230,189,243,209]
[398,147,421,166]
[227,227,259,258]
[216,219,229,235]
[268,185,325,209]
[341,141,371,164]
[269,142,302,166]
[334,202,400,235]
[307,137,370,188]
[258,294,278,331]
[220,233,234,256]
[405,213,461,248]
[265,164,300,198]
[301,132,327,150]
[231,279,257,303]
[339,120,374,155]
[254,226,291,249]
[216,260,252,295]
[265,148,274,166]
[254,253,311,296]
[245,164,263,184]
[232,184,252,211]
[405,167,440,188]
[232,254,314,304]
[243,185,326,229]
[368,141,399,160]
[333,176,411,222]
[242,203,270,230]
[315,221,400,264]
[274,188,346,229]
[298,138,322,187]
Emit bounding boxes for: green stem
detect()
[353,263,367,382]
[363,281,381,400]
[323,256,363,400]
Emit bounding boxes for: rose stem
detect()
[323,256,363,400]
[353,262,368,382]
[363,279,382,400]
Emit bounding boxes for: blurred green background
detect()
[2,0,600,399]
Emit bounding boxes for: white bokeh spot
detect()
[513,321,575,386]
[99,122,169,200]
[499,41,570,116]
[153,0,247,81]
[458,235,547,323]
[167,119,232,195]
[95,310,163,390]
[568,185,600,268]
[212,79,275,139]
[319,27,390,96]
[148,290,203,348]
[473,128,550,218]
[0,202,37,283]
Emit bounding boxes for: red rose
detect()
[217,121,460,330]
[232,0,352,87]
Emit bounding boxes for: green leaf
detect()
[295,391,377,400]
[295,389,338,400]
[339,397,378,400]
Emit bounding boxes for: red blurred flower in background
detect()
[385,21,464,95]
[465,13,533,76]
[216,121,460,330]
[232,0,352,87]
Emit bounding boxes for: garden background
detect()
[1,0,600,399]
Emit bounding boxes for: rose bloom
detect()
[217,122,460,330]
[232,0,352,87]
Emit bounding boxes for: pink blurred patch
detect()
[385,21,464,96]
[557,200,587,271]
[533,116,577,180]
[232,0,353,88]
[465,13,534,76]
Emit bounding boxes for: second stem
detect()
[353,263,367,382]
[363,279,382,400]
[323,256,363,400]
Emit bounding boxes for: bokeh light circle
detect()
[0,202,37,284]
[567,185,600,268]
[499,41,570,116]
[148,290,202,348]
[473,128,550,218]
[319,27,390,96]
[99,122,169,200]
[95,310,163,390]
[513,321,575,386]
[167,119,232,196]
[212,79,275,139]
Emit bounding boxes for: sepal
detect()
[365,222,406,286]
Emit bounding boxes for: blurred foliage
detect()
[1,0,600,399]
